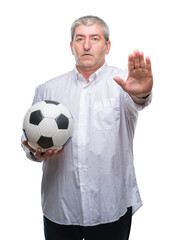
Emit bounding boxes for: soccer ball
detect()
[23,100,74,152]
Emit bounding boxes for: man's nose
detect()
[84,39,91,51]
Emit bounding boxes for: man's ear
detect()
[70,42,74,55]
[105,40,111,55]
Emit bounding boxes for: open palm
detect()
[114,50,153,97]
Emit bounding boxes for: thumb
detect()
[113,76,126,89]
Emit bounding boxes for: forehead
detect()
[74,24,104,37]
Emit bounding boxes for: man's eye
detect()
[76,38,84,42]
[92,38,99,41]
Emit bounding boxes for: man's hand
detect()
[114,50,153,102]
[22,140,64,160]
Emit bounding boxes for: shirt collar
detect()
[74,63,107,85]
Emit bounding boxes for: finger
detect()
[22,141,35,153]
[128,54,134,71]
[114,76,126,90]
[145,56,152,71]
[42,150,53,160]
[35,148,44,159]
[134,50,140,69]
[22,140,28,148]
[139,52,145,69]
[48,149,59,159]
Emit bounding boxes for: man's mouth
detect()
[82,53,93,57]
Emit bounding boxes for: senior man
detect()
[22,15,153,240]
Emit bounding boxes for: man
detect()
[22,15,153,240]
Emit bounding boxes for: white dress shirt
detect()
[22,63,151,226]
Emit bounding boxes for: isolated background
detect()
[1,0,174,239]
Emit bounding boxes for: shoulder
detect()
[36,70,74,94]
[33,70,74,102]
[39,70,74,89]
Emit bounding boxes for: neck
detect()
[76,63,105,83]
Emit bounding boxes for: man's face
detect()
[70,24,111,72]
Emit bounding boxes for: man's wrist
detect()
[134,93,151,100]
[130,92,152,104]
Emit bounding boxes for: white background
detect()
[0,0,174,239]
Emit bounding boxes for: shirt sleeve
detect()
[32,85,43,105]
[123,90,152,113]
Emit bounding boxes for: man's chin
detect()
[76,58,105,72]
[79,59,98,68]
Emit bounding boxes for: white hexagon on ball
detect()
[39,118,58,137]
[53,129,70,147]
[59,104,72,119]
[25,123,41,142]
[41,104,61,119]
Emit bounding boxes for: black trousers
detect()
[43,207,132,240]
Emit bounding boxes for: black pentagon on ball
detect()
[30,110,44,125]
[37,136,54,149]
[55,114,69,129]
[44,100,60,105]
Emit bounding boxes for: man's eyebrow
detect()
[91,34,100,37]
[75,34,101,38]
[75,34,85,38]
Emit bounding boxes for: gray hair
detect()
[71,15,110,42]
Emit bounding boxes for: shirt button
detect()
[79,165,88,171]
[82,186,87,191]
